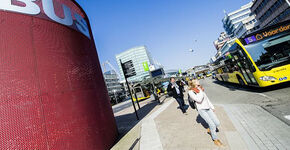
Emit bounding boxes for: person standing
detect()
[188,80,223,147]
[167,77,186,113]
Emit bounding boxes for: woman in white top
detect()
[188,80,223,147]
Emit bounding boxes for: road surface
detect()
[112,99,132,113]
[200,78,290,125]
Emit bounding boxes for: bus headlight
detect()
[259,76,277,81]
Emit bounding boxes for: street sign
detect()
[142,62,149,71]
[121,60,136,78]
[119,59,140,120]
[122,60,134,69]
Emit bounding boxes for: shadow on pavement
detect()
[196,114,209,129]
[159,94,170,104]
[176,105,190,113]
[128,137,140,150]
[212,79,290,93]
[196,114,220,137]
[114,99,160,142]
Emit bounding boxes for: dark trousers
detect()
[175,96,186,113]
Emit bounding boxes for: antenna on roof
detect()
[223,10,227,15]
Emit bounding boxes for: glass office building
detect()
[251,0,290,28]
[103,70,124,95]
[116,46,154,82]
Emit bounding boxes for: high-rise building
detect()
[251,0,290,28]
[234,15,260,38]
[103,70,125,103]
[116,46,154,82]
[213,32,230,51]
[212,32,230,62]
[222,2,255,37]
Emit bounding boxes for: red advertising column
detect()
[0,0,117,149]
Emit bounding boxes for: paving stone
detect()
[223,104,290,150]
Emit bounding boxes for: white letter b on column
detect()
[0,0,40,15]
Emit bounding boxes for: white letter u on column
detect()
[42,0,73,26]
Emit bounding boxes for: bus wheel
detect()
[237,76,245,86]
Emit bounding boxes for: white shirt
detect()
[172,82,180,94]
[188,88,215,110]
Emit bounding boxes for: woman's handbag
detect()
[187,93,196,109]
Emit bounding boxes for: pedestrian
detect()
[167,77,186,113]
[188,80,223,147]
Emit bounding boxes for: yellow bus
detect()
[132,83,151,101]
[214,21,290,87]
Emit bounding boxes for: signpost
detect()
[120,60,140,120]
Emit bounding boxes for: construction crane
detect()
[102,60,121,79]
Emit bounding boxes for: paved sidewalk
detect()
[224,104,290,150]
[111,95,168,150]
[153,98,247,150]
[111,96,290,150]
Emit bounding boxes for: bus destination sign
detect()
[244,23,290,45]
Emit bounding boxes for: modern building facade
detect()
[186,65,210,77]
[214,1,259,63]
[0,0,117,149]
[234,14,260,38]
[103,70,125,102]
[212,32,230,62]
[164,69,179,78]
[211,38,237,65]
[116,46,154,82]
[251,0,290,28]
[213,32,230,51]
[222,2,255,37]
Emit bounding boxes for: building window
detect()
[259,0,284,23]
[268,8,290,26]
[254,0,270,15]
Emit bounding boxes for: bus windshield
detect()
[244,32,290,71]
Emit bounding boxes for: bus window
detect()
[244,33,290,71]
[222,66,229,73]
[236,44,258,84]
[237,48,256,72]
[135,88,141,93]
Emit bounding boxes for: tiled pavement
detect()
[112,97,290,150]
[153,98,246,150]
[224,104,290,150]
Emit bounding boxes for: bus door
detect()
[134,87,144,99]
[235,45,258,85]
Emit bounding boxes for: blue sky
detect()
[76,0,251,72]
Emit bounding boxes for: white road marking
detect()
[257,93,276,100]
[284,115,290,120]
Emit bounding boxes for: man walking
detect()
[167,77,186,113]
